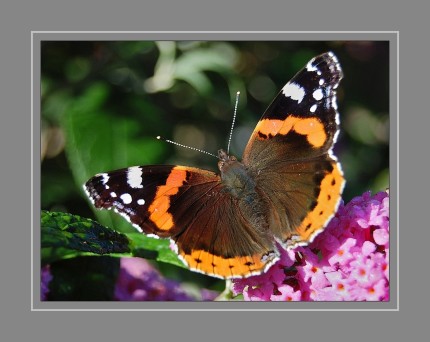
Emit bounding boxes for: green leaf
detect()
[145,42,243,96]
[174,44,238,94]
[127,233,186,269]
[41,211,186,270]
[41,211,130,264]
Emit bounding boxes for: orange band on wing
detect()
[296,162,344,241]
[148,167,187,231]
[255,116,297,136]
[293,118,326,147]
[180,249,273,279]
[255,116,327,148]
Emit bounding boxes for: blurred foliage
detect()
[41,41,390,293]
[48,256,120,301]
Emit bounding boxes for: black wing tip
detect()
[312,51,344,82]
[82,173,109,208]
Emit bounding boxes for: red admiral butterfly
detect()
[84,52,345,279]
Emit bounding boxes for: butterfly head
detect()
[217,149,238,171]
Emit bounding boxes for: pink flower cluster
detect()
[232,191,390,301]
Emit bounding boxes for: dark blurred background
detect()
[41,41,389,290]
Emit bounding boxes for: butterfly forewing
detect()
[242,52,345,248]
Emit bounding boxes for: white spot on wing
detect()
[82,184,95,205]
[110,192,117,198]
[310,104,317,113]
[100,173,109,185]
[282,82,305,103]
[313,88,324,101]
[137,199,145,205]
[306,61,318,72]
[127,166,143,189]
[120,193,132,204]
[169,239,179,253]
[332,96,338,111]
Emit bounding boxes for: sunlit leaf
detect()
[41,211,130,265]
[41,211,186,270]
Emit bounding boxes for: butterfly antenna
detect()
[227,91,240,154]
[157,136,218,158]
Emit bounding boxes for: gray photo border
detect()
[33,31,398,311]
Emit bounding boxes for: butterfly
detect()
[84,52,345,279]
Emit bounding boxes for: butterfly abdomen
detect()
[218,152,271,240]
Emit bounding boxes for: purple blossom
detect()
[232,190,390,301]
[41,265,53,301]
[114,257,218,301]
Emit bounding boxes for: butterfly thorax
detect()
[218,149,257,201]
[217,149,269,239]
